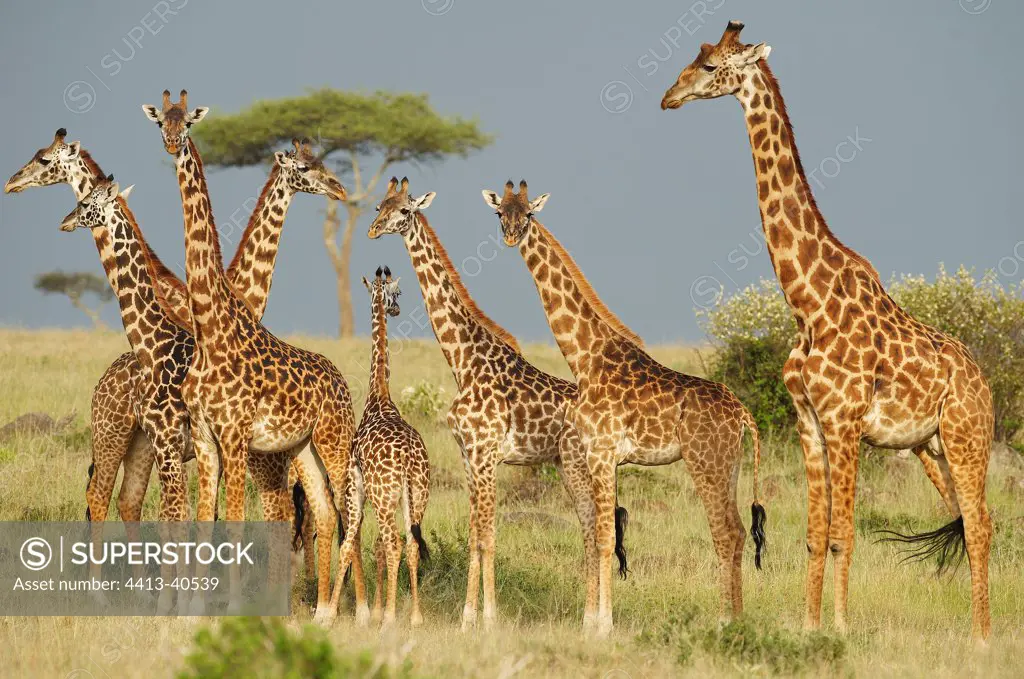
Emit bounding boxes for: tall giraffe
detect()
[483,180,766,638]
[661,21,994,639]
[6,132,348,592]
[345,266,431,628]
[366,177,625,632]
[141,90,358,621]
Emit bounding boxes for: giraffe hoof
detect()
[312,608,336,627]
[410,611,424,628]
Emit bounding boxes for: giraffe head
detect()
[660,21,771,110]
[5,128,83,193]
[362,265,401,317]
[141,89,209,155]
[274,138,347,201]
[481,180,550,246]
[59,174,133,232]
[367,177,435,239]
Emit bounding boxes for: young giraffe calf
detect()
[348,267,431,628]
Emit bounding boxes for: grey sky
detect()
[1,1,1019,343]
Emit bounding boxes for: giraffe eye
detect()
[185,121,192,128]
[38,157,51,166]
[156,121,163,128]
[400,208,410,215]
[702,63,717,73]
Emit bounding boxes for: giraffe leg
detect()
[688,445,746,620]
[372,486,402,628]
[784,356,830,631]
[818,418,862,634]
[117,431,156,522]
[187,425,221,617]
[146,419,191,615]
[290,447,337,624]
[913,437,960,517]
[404,495,424,627]
[556,429,599,632]
[86,426,138,594]
[330,462,364,620]
[474,456,499,629]
[371,535,385,623]
[940,397,992,641]
[586,445,618,638]
[458,441,481,631]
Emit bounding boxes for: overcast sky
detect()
[1,1,1019,343]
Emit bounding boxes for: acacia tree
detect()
[193,89,493,337]
[34,270,114,330]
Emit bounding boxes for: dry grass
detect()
[1,328,1022,678]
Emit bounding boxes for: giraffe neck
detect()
[63,151,187,325]
[402,214,501,384]
[738,62,879,320]
[62,152,120,294]
[174,138,238,345]
[102,202,184,374]
[517,222,637,378]
[224,166,295,318]
[367,294,391,401]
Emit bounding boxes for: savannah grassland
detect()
[0,328,1022,678]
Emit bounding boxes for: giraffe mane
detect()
[532,222,644,348]
[116,197,193,333]
[756,61,882,284]
[416,213,522,354]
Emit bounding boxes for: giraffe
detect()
[483,180,766,638]
[660,21,994,639]
[141,90,358,622]
[5,131,351,599]
[366,177,626,632]
[56,173,343,617]
[344,266,431,628]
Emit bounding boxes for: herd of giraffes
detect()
[3,22,995,640]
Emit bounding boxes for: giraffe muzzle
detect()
[4,174,27,193]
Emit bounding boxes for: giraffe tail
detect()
[291,481,307,550]
[410,524,430,562]
[742,408,767,570]
[614,504,629,579]
[875,516,966,575]
[85,462,95,522]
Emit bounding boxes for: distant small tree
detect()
[34,270,113,330]
[193,89,493,337]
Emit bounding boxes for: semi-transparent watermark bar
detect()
[0,522,291,616]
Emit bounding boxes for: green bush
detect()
[699,268,1024,442]
[697,280,797,434]
[178,617,418,679]
[641,608,846,674]
[397,380,449,424]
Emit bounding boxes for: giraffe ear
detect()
[119,184,135,201]
[190,107,210,123]
[64,141,81,160]
[412,192,436,211]
[738,43,771,66]
[273,150,292,167]
[361,276,371,292]
[141,104,161,122]
[528,193,550,213]
[481,190,502,210]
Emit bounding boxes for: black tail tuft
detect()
[751,502,767,570]
[411,524,429,562]
[614,505,630,579]
[291,482,306,550]
[85,463,95,521]
[876,516,966,575]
